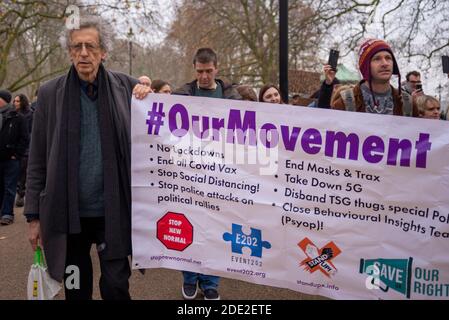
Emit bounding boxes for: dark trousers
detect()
[16,156,28,197]
[0,159,20,217]
[64,217,131,300]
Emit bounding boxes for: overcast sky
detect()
[110,0,448,104]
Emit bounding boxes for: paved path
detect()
[0,207,325,300]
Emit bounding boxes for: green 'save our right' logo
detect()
[360,258,413,299]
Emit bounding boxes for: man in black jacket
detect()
[173,48,241,100]
[0,89,29,225]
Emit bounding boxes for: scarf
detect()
[51,64,124,235]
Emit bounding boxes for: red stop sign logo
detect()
[157,212,193,251]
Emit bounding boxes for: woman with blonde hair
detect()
[416,95,440,120]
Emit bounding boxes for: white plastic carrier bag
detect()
[27,246,61,300]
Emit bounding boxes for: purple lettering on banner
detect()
[169,104,189,138]
[227,109,257,146]
[281,126,301,151]
[301,128,322,155]
[325,131,359,160]
[260,123,279,148]
[212,117,225,142]
[362,136,385,164]
[192,115,210,139]
[160,100,433,169]
[387,139,412,167]
[415,133,432,169]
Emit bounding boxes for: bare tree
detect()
[3,0,447,95]
[308,0,449,64]
[167,0,449,87]
[167,0,327,86]
[0,0,160,94]
[0,1,69,92]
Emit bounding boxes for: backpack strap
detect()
[340,89,356,112]
[401,91,412,117]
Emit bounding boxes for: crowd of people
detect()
[140,41,448,121]
[0,15,448,301]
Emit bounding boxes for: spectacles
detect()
[69,42,101,53]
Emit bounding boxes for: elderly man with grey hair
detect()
[24,16,151,300]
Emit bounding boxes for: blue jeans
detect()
[182,271,220,291]
[0,159,20,218]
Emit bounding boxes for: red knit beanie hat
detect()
[358,39,401,105]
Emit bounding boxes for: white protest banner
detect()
[131,94,449,300]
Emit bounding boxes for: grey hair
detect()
[60,15,113,53]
